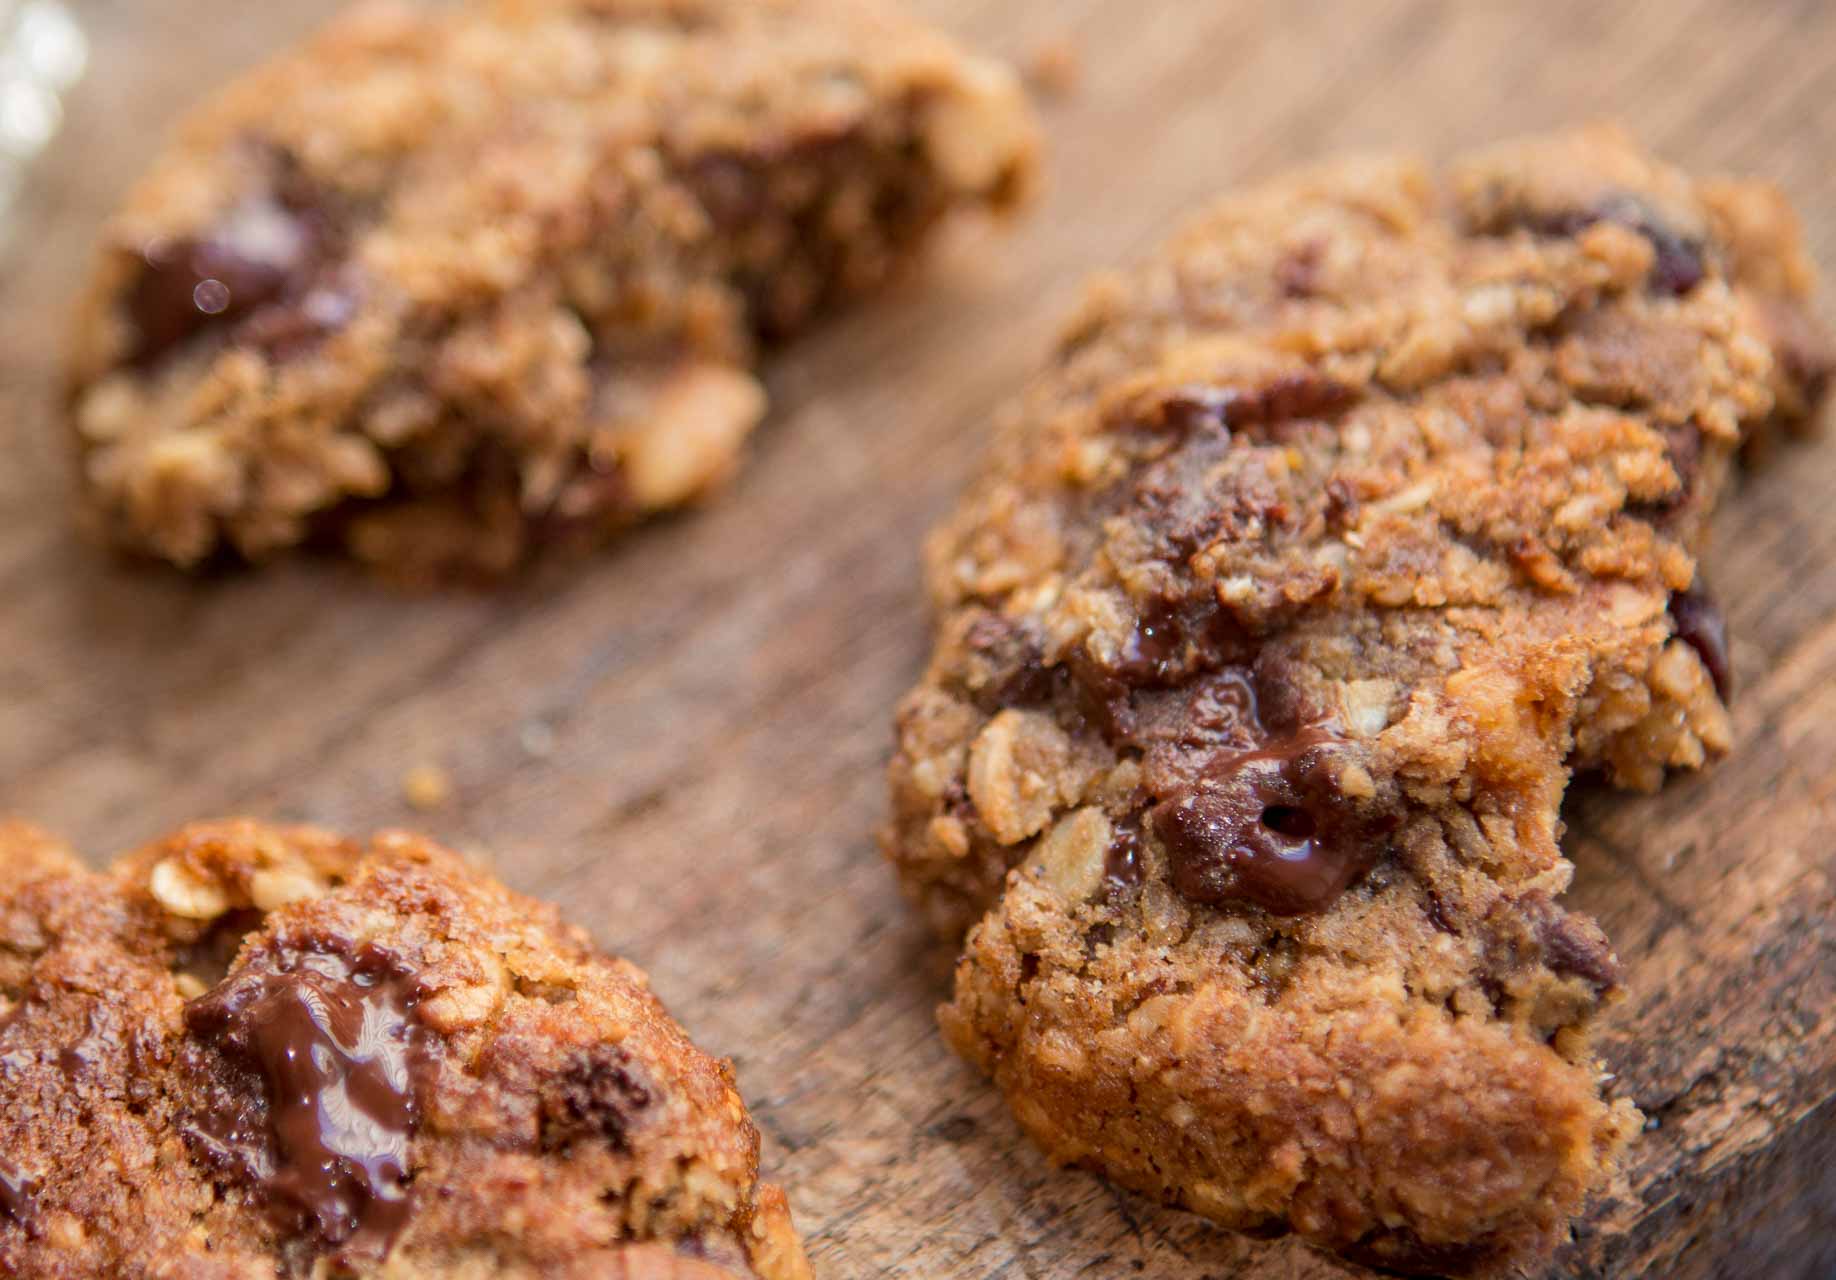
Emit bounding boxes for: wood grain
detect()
[3,2,1835,1276]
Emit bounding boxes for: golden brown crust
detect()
[884,126,1832,1274]
[0,819,810,1279]
[66,0,1037,581]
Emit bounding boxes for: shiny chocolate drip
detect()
[1149,728,1372,916]
[183,943,435,1260]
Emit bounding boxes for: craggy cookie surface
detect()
[67,0,1035,581]
[0,820,809,1278]
[885,127,1832,1275]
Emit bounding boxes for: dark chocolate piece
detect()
[1150,730,1377,916]
[1524,196,1705,298]
[183,943,434,1260]
[126,196,327,366]
[540,1044,653,1154]
[1103,824,1143,891]
[1669,586,1732,702]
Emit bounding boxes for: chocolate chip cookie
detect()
[884,127,1832,1275]
[0,819,809,1278]
[67,0,1036,581]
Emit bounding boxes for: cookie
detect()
[66,0,1036,581]
[884,126,1832,1275]
[0,819,810,1279]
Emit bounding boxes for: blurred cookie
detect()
[68,0,1035,581]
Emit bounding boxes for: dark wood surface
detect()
[3,2,1835,1276]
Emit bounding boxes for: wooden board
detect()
[3,1,1834,1275]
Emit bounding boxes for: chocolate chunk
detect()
[1104,824,1143,891]
[1124,434,1286,559]
[1068,598,1252,741]
[963,613,1061,711]
[182,943,435,1260]
[1659,424,1701,507]
[0,1158,38,1233]
[1669,585,1732,701]
[1274,240,1325,298]
[1064,648,1133,740]
[127,196,329,366]
[1534,908,1622,993]
[1640,221,1707,297]
[174,908,266,991]
[686,153,767,231]
[1423,889,1457,935]
[1479,895,1621,1003]
[1112,598,1239,686]
[1526,197,1705,298]
[527,456,637,551]
[540,1043,653,1153]
[1251,652,1334,737]
[1148,372,1359,439]
[1150,730,1382,916]
[1323,476,1360,533]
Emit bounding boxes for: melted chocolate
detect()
[1070,598,1251,741]
[1103,825,1143,891]
[1669,586,1732,702]
[126,184,349,367]
[0,1158,38,1232]
[129,198,313,365]
[183,943,435,1260]
[1150,729,1375,916]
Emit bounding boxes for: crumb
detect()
[1025,34,1082,99]
[401,762,451,812]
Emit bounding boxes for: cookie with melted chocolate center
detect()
[884,126,1833,1276]
[66,0,1036,582]
[0,820,809,1279]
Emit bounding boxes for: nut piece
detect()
[621,364,767,511]
[967,708,1076,845]
[1339,679,1398,737]
[1031,807,1113,902]
[417,960,508,1033]
[402,762,453,812]
[247,864,326,912]
[923,58,1036,196]
[148,858,231,921]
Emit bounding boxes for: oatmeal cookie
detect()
[67,0,1035,581]
[0,819,810,1279]
[884,126,1832,1275]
